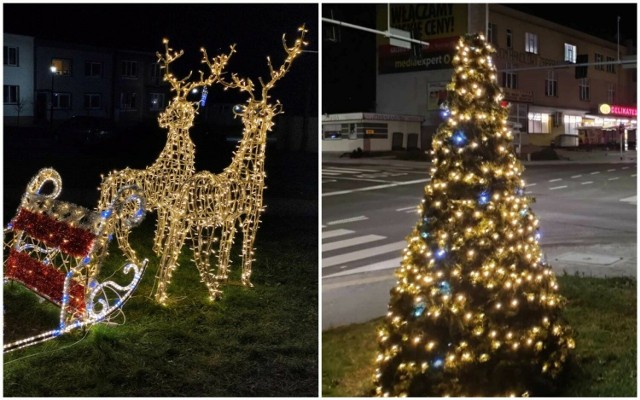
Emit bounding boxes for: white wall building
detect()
[4,33,35,125]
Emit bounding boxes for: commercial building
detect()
[322,4,636,153]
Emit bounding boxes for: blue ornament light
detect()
[438,281,452,295]
[413,302,426,317]
[435,249,446,259]
[478,190,491,205]
[100,209,112,219]
[516,187,525,196]
[432,358,444,368]
[451,130,467,146]
[535,230,542,241]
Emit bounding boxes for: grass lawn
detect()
[3,136,319,397]
[322,275,637,397]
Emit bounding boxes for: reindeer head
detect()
[157,39,236,130]
[219,25,308,138]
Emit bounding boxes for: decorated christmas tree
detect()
[373,33,575,397]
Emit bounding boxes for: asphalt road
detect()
[322,158,637,329]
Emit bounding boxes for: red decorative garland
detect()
[5,249,86,313]
[12,208,96,257]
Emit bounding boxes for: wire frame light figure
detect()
[98,39,236,265]
[154,25,308,304]
[4,168,147,353]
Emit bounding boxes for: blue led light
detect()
[535,231,542,241]
[136,208,144,217]
[82,256,91,265]
[451,130,467,146]
[478,190,491,205]
[413,302,426,317]
[108,234,114,241]
[435,249,446,259]
[438,281,452,295]
[432,358,444,368]
[421,231,429,239]
[101,209,113,219]
[233,104,244,115]
[6,222,13,229]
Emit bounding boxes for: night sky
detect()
[3,3,319,115]
[322,3,637,114]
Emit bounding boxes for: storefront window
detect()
[528,112,550,133]
[563,115,582,135]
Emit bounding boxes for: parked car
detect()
[55,116,118,145]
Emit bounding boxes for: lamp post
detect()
[49,65,57,135]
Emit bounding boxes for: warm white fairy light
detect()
[152,25,308,304]
[4,168,148,353]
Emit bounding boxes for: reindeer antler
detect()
[157,39,236,101]
[260,24,308,99]
[217,24,308,102]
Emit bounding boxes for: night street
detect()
[322,156,637,329]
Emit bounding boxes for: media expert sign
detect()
[377,4,467,74]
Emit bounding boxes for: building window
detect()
[150,62,162,79]
[545,70,557,97]
[487,23,498,45]
[502,70,518,89]
[53,92,71,109]
[607,84,616,104]
[3,85,19,104]
[528,112,550,134]
[579,78,590,101]
[121,60,138,78]
[594,53,604,71]
[52,58,73,76]
[606,56,615,73]
[120,91,137,110]
[563,114,582,135]
[564,43,576,63]
[4,46,19,66]
[149,92,165,111]
[506,29,512,49]
[85,61,102,77]
[84,93,101,109]
[525,32,538,54]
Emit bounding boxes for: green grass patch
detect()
[322,275,636,397]
[4,211,318,397]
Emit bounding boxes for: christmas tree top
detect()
[373,33,575,397]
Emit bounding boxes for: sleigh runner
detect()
[4,168,148,353]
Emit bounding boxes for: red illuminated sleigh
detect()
[3,168,148,353]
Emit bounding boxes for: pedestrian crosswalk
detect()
[322,222,405,278]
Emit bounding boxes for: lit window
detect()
[527,112,550,134]
[525,32,538,54]
[52,58,72,75]
[564,44,577,63]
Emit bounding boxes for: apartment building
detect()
[4,35,169,128]
[3,33,35,126]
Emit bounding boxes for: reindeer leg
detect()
[240,212,260,288]
[153,208,168,256]
[192,225,222,301]
[217,220,236,284]
[154,218,189,304]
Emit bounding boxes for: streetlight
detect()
[49,65,57,135]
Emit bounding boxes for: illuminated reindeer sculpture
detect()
[98,39,235,265]
[154,26,308,304]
